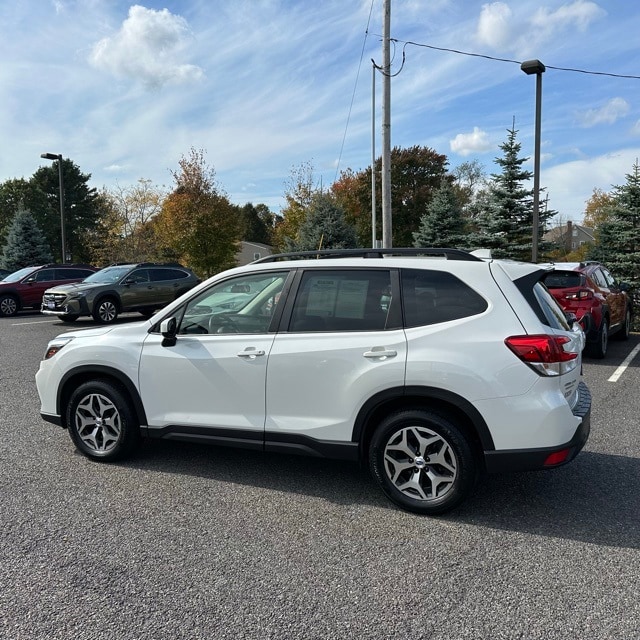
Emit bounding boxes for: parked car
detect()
[41,262,200,324]
[0,264,96,317]
[542,261,633,358]
[36,248,591,515]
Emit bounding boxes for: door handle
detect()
[363,348,397,359]
[237,349,266,359]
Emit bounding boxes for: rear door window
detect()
[289,269,392,332]
[401,269,488,328]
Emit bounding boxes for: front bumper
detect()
[41,297,88,316]
[483,381,591,473]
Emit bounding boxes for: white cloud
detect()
[476,2,513,49]
[89,5,204,88]
[450,127,493,156]
[530,0,606,34]
[475,1,606,57]
[578,98,630,127]
[543,148,640,219]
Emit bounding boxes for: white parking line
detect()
[11,319,59,326]
[608,343,640,382]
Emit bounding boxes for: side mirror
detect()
[160,317,178,347]
[565,311,578,325]
[619,282,630,292]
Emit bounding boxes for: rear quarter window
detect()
[534,282,570,330]
[401,269,488,328]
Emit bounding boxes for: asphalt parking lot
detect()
[1,312,639,640]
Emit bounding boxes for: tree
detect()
[0,178,48,248]
[290,193,357,251]
[590,162,640,290]
[85,180,166,265]
[332,146,450,247]
[30,158,101,263]
[451,159,489,226]
[273,161,318,251]
[475,123,555,260]
[1,206,53,271]
[583,188,615,230]
[240,203,275,245]
[153,149,242,277]
[413,180,468,248]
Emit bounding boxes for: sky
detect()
[2,0,640,225]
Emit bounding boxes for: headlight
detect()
[68,292,86,299]
[44,337,74,360]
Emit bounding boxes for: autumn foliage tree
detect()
[332,146,449,247]
[154,149,242,278]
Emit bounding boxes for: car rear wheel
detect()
[589,318,608,359]
[66,380,140,461]
[369,409,477,515]
[0,294,18,317]
[93,297,118,323]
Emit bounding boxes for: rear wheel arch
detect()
[58,366,148,430]
[354,387,492,467]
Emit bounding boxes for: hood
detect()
[46,281,107,294]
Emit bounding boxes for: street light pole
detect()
[40,152,67,263]
[520,59,545,263]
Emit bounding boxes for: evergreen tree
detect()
[475,123,554,260]
[590,162,640,289]
[1,206,53,271]
[413,180,468,248]
[30,158,101,263]
[290,193,356,251]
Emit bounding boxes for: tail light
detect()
[505,335,579,376]
[564,289,593,300]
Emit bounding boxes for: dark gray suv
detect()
[41,263,200,323]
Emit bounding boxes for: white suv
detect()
[36,248,591,515]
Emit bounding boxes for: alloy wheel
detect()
[73,393,122,454]
[383,425,458,502]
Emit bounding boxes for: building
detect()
[235,241,273,266]
[543,221,595,252]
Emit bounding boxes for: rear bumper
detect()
[484,382,591,473]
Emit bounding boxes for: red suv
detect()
[0,264,96,317]
[542,261,633,358]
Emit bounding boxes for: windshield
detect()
[2,267,38,283]
[83,266,132,284]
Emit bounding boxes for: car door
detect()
[23,268,56,307]
[265,268,407,444]
[138,271,290,437]
[599,267,626,329]
[119,268,155,309]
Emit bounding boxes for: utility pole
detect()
[381,0,392,248]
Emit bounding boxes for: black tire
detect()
[66,380,140,461]
[0,294,18,317]
[369,409,477,515]
[92,297,119,323]
[60,314,79,322]
[588,318,608,359]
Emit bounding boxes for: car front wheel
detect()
[369,409,477,515]
[0,294,18,317]
[66,380,140,461]
[93,297,119,323]
[589,318,608,358]
[615,307,632,341]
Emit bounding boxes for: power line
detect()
[388,38,640,80]
[334,0,377,183]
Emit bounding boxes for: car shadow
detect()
[114,440,640,549]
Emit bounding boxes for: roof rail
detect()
[252,247,482,263]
